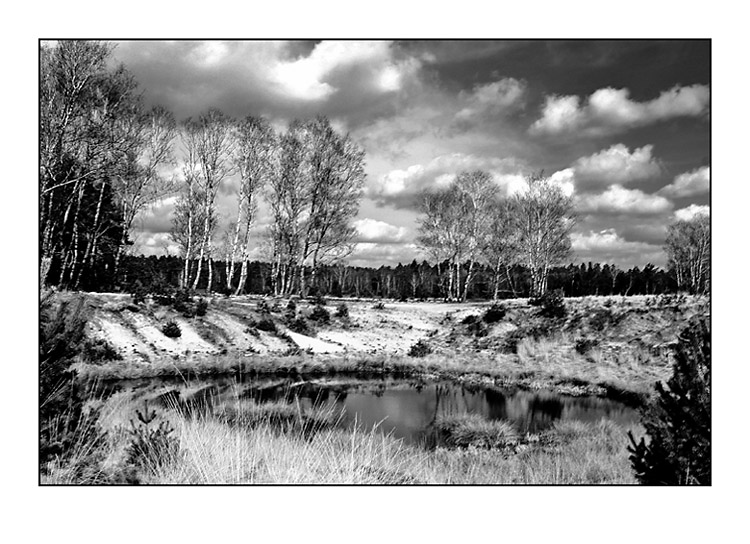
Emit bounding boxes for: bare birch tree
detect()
[481,200,521,300]
[228,116,277,294]
[511,172,574,297]
[665,213,710,294]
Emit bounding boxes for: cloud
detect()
[659,166,710,198]
[674,204,710,221]
[348,242,419,268]
[571,229,665,267]
[530,84,710,136]
[369,153,529,209]
[571,144,662,188]
[576,185,673,215]
[455,78,526,122]
[112,41,423,127]
[353,218,409,244]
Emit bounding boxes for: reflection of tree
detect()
[484,388,508,421]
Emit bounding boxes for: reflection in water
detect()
[118,377,639,446]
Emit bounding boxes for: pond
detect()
[116,375,640,446]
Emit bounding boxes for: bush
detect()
[335,303,349,319]
[256,299,271,315]
[195,298,208,317]
[482,304,506,323]
[82,338,122,363]
[309,304,330,323]
[461,314,479,325]
[313,294,327,306]
[161,320,182,338]
[574,337,599,355]
[256,318,277,333]
[408,339,432,358]
[130,281,148,305]
[627,318,710,485]
[530,289,567,319]
[372,301,385,310]
[289,316,310,334]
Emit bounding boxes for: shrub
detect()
[482,304,506,323]
[589,307,617,332]
[530,289,567,319]
[461,314,479,325]
[289,316,310,334]
[372,301,385,310]
[82,338,122,363]
[161,320,181,338]
[309,304,330,323]
[195,298,208,317]
[574,337,599,355]
[335,303,349,319]
[408,339,432,358]
[125,403,180,474]
[256,299,271,315]
[130,281,148,305]
[313,294,327,306]
[256,318,277,333]
[467,320,488,338]
[627,318,710,485]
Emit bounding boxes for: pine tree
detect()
[628,318,711,484]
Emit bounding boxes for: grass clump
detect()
[161,320,182,338]
[372,301,386,310]
[574,337,599,355]
[408,339,432,358]
[434,414,517,449]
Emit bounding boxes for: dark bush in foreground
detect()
[256,299,271,315]
[309,304,330,323]
[482,304,506,323]
[530,289,567,319]
[461,314,479,325]
[161,320,182,338]
[627,318,710,485]
[408,339,432,358]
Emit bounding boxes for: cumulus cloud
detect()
[369,153,528,209]
[571,229,665,267]
[530,84,710,136]
[674,204,710,221]
[455,78,526,122]
[353,218,409,244]
[658,166,710,198]
[112,40,422,126]
[576,185,673,215]
[572,144,662,188]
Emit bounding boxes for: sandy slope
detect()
[80,293,708,366]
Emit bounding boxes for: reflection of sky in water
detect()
[123,377,640,446]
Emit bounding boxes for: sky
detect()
[111,40,710,269]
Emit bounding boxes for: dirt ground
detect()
[80,292,709,367]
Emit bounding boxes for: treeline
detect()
[111,255,679,299]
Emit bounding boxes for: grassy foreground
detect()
[42,392,640,484]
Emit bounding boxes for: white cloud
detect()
[370,153,528,208]
[571,229,664,267]
[674,204,710,221]
[572,144,662,187]
[455,78,526,121]
[576,185,673,215]
[354,218,409,244]
[659,166,710,198]
[530,84,710,136]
